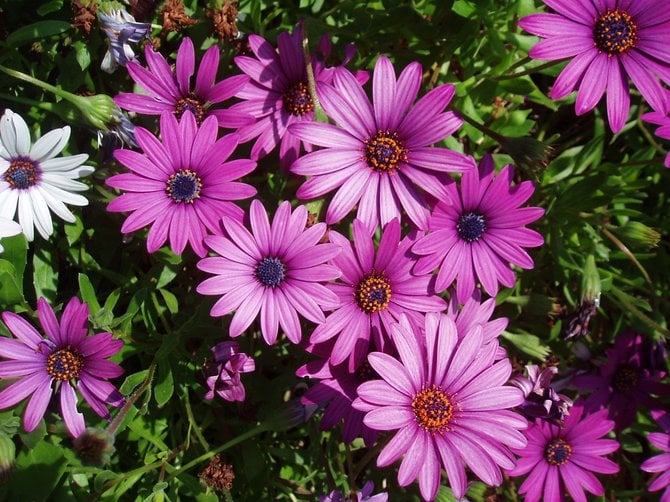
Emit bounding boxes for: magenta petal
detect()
[23,380,52,432]
[60,382,85,437]
[1,311,43,349]
[363,406,414,430]
[377,424,418,467]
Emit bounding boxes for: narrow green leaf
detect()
[78,273,101,313]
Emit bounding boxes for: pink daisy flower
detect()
[412,155,544,299]
[508,404,619,502]
[106,111,257,257]
[519,0,670,133]
[353,313,527,501]
[0,297,124,437]
[290,55,475,232]
[223,24,365,170]
[115,36,250,127]
[641,412,670,501]
[196,199,341,345]
[642,105,670,168]
[309,218,446,369]
[204,341,255,402]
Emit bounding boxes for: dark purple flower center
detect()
[175,95,205,124]
[4,158,39,189]
[256,257,286,287]
[593,9,638,55]
[412,384,454,433]
[613,365,639,392]
[457,212,486,242]
[544,438,572,465]
[355,273,392,314]
[166,169,202,204]
[283,82,314,116]
[355,360,379,382]
[364,131,407,173]
[47,348,84,381]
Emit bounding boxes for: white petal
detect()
[17,192,36,241]
[41,173,90,192]
[30,127,68,162]
[10,111,31,156]
[0,217,21,237]
[28,190,53,239]
[41,184,88,207]
[37,186,75,223]
[39,155,90,174]
[0,188,18,219]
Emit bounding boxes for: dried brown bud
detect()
[71,0,97,36]
[160,0,197,36]
[207,1,239,44]
[199,455,235,492]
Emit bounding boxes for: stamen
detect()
[456,212,486,242]
[4,159,40,189]
[283,82,314,116]
[364,131,407,173]
[412,384,454,433]
[355,273,392,313]
[256,257,286,287]
[166,169,202,204]
[593,9,638,56]
[175,95,205,124]
[47,348,84,381]
[613,365,638,392]
[545,438,572,465]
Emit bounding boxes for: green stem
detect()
[601,227,654,294]
[107,362,156,436]
[491,59,564,80]
[166,422,269,480]
[184,388,209,450]
[609,287,670,338]
[451,107,506,143]
[301,22,327,123]
[0,64,80,105]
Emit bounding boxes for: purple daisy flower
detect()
[572,330,670,430]
[641,412,670,501]
[0,297,124,437]
[519,0,670,133]
[107,111,257,257]
[508,404,619,502]
[224,23,365,171]
[115,36,250,127]
[445,289,508,346]
[642,105,670,168]
[320,480,388,502]
[204,341,255,402]
[290,55,475,232]
[296,338,382,446]
[353,313,527,501]
[310,218,446,369]
[509,364,573,423]
[196,199,341,345]
[412,154,544,299]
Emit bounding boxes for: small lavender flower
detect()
[99,9,151,73]
[320,481,388,502]
[204,341,255,402]
[510,364,573,423]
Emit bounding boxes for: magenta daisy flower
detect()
[508,404,619,502]
[0,297,124,437]
[642,106,670,168]
[519,0,670,133]
[290,55,475,232]
[641,412,670,500]
[204,341,255,402]
[320,480,387,502]
[196,199,341,345]
[107,111,257,257]
[310,218,446,369]
[353,313,527,501]
[114,36,250,127]
[223,24,364,170]
[412,155,544,299]
[572,330,670,430]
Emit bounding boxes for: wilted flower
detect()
[199,454,235,492]
[0,109,93,241]
[0,297,125,437]
[510,364,573,423]
[204,341,255,402]
[99,8,151,73]
[320,481,388,502]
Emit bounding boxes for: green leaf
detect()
[120,369,150,395]
[78,273,101,313]
[73,40,91,71]
[501,331,551,360]
[158,288,178,315]
[0,259,25,306]
[37,0,64,15]
[154,359,174,408]
[8,440,66,500]
[7,21,71,46]
[33,243,58,302]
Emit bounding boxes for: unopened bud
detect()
[616,221,661,249]
[0,432,15,482]
[72,427,115,466]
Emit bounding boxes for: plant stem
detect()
[107,362,156,436]
[491,59,564,80]
[0,64,80,105]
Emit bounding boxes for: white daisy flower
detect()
[0,109,94,241]
[0,216,21,252]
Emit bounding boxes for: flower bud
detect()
[616,221,661,249]
[0,432,15,482]
[72,427,115,467]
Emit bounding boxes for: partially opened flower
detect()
[353,313,527,501]
[320,480,388,502]
[224,23,365,170]
[641,412,670,500]
[508,404,619,502]
[115,36,249,127]
[642,107,670,168]
[0,109,93,241]
[197,199,341,345]
[107,111,257,257]
[98,8,151,73]
[0,297,124,437]
[519,0,670,132]
[204,341,255,402]
[0,217,21,252]
[310,218,446,369]
[413,155,544,299]
[290,55,474,231]
[573,330,670,430]
[509,364,573,423]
